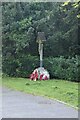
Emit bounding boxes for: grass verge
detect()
[2,77,78,108]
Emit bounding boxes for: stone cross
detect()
[36,32,46,67]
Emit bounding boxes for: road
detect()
[0,87,2,119]
[2,87,78,118]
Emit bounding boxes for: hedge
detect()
[44,56,79,82]
[2,55,80,82]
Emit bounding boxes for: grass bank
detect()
[2,77,78,108]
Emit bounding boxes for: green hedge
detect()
[2,55,80,82]
[44,56,79,82]
[2,55,39,78]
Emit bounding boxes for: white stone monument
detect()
[30,32,50,81]
[36,32,50,80]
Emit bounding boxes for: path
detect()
[2,87,78,118]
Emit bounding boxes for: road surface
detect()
[2,87,78,118]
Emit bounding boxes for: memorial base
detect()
[30,67,50,81]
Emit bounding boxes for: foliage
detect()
[2,54,80,82]
[44,56,79,82]
[2,2,79,57]
[2,2,80,81]
[2,54,39,77]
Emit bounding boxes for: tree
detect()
[2,2,80,77]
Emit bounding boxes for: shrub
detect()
[2,54,39,78]
[44,56,79,82]
[16,55,39,77]
[2,54,80,82]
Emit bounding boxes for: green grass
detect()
[0,74,2,86]
[2,77,78,108]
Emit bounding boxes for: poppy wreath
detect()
[30,67,49,81]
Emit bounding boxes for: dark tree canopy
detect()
[2,2,79,57]
[2,2,80,80]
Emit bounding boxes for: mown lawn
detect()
[0,75,2,86]
[2,77,78,108]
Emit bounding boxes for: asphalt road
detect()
[0,87,2,119]
[2,87,78,118]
